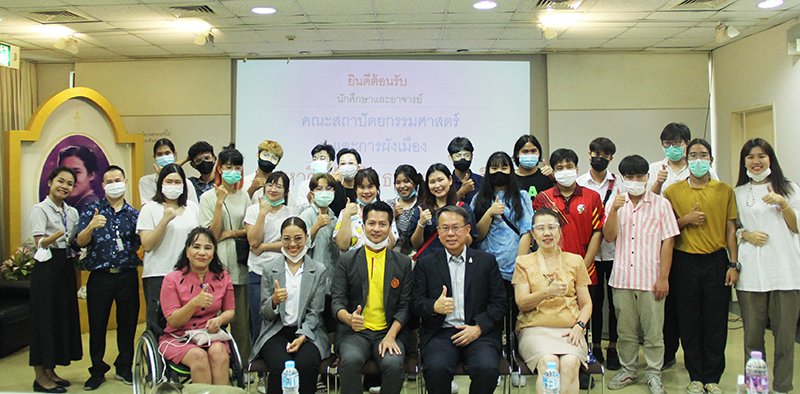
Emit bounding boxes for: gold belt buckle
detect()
[109,268,121,274]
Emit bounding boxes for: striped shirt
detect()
[607,191,680,291]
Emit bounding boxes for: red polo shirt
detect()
[532,185,604,284]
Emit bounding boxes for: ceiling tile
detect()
[492,39,547,50]
[374,0,448,14]
[77,32,151,46]
[268,40,329,52]
[0,0,66,7]
[238,15,311,25]
[544,38,609,48]
[441,27,505,40]
[579,12,653,21]
[652,37,715,47]
[436,39,496,49]
[133,31,199,45]
[379,27,441,40]
[723,0,796,11]
[216,0,308,16]
[255,28,320,42]
[326,40,383,51]
[61,21,119,33]
[212,30,263,43]
[19,48,76,62]
[376,13,446,22]
[382,39,440,50]
[71,4,171,21]
[586,0,671,12]
[601,37,665,48]
[673,26,716,38]
[159,43,226,55]
[446,0,525,13]
[61,0,142,5]
[616,26,688,38]
[444,11,516,22]
[109,45,172,57]
[317,28,381,41]
[297,1,374,15]
[73,47,124,58]
[714,10,781,21]
[501,26,545,39]
[645,10,719,21]
[306,14,376,23]
[213,42,276,54]
[558,26,628,38]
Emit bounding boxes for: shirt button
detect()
[201,307,205,311]
[193,323,197,327]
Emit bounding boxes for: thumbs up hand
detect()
[272,279,288,305]
[350,305,365,331]
[762,185,788,209]
[192,285,214,309]
[611,194,626,212]
[685,202,705,226]
[419,207,432,226]
[540,159,553,177]
[656,164,668,185]
[488,195,506,217]
[344,198,358,218]
[433,285,455,315]
[89,208,107,230]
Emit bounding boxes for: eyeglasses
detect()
[191,154,215,166]
[438,225,466,234]
[282,236,305,244]
[259,152,280,162]
[533,224,560,232]
[265,183,284,191]
[451,151,472,160]
[661,140,685,149]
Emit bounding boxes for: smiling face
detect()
[394,174,415,198]
[357,177,378,204]
[437,211,470,255]
[281,225,307,257]
[187,233,215,272]
[49,171,75,201]
[364,210,391,245]
[60,155,94,198]
[264,178,286,202]
[531,214,561,251]
[745,146,770,176]
[427,171,452,199]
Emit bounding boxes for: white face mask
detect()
[339,165,358,180]
[747,167,771,183]
[104,181,126,198]
[282,246,308,264]
[625,180,647,196]
[554,169,578,187]
[364,236,390,251]
[162,184,184,200]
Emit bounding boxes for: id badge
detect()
[116,237,124,251]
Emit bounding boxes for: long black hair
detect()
[174,227,225,275]
[153,163,188,206]
[421,163,457,212]
[473,151,524,222]
[736,138,793,196]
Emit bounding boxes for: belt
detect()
[98,267,134,274]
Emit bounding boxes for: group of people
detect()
[26,124,799,394]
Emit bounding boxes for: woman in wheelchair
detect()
[158,227,236,385]
[512,208,593,394]
[250,217,329,394]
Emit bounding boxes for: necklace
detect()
[746,183,756,207]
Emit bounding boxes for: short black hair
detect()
[513,134,543,166]
[447,137,474,155]
[188,141,214,160]
[336,148,362,164]
[174,227,224,275]
[355,168,381,200]
[686,138,713,158]
[103,165,126,179]
[660,123,691,142]
[394,164,423,187]
[281,216,308,234]
[363,201,394,225]
[58,145,98,174]
[153,138,175,156]
[153,164,188,206]
[549,148,579,167]
[218,144,243,166]
[266,171,290,202]
[589,137,616,156]
[618,155,649,177]
[435,204,470,225]
[48,165,77,184]
[311,142,336,161]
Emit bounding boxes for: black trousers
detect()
[672,249,731,384]
[87,268,140,377]
[503,280,517,366]
[663,270,681,363]
[260,326,321,394]
[422,328,500,394]
[590,260,618,345]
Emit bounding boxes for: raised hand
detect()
[433,285,455,315]
[611,194,626,212]
[350,305,365,331]
[259,197,271,214]
[215,184,228,202]
[656,164,668,185]
[488,196,505,217]
[162,204,177,222]
[458,175,475,196]
[343,198,358,218]
[316,210,331,227]
[540,159,553,177]
[192,285,214,309]
[546,279,568,298]
[685,202,705,226]
[89,208,107,230]
[272,280,288,305]
[762,185,787,208]
[393,202,404,219]
[419,207,432,226]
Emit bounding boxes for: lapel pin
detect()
[391,278,400,288]
[469,257,473,264]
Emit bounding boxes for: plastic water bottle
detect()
[745,351,768,394]
[543,361,560,394]
[282,360,299,394]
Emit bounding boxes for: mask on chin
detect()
[282,246,308,264]
[747,167,771,182]
[364,236,390,251]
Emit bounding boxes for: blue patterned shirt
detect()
[77,198,141,271]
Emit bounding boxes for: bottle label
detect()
[746,376,768,394]
[544,376,560,391]
[282,374,299,388]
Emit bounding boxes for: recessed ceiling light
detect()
[172,19,211,32]
[758,0,783,8]
[251,7,277,14]
[473,1,497,10]
[539,13,581,28]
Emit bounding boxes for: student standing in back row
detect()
[448,137,483,205]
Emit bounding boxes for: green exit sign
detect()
[0,42,20,69]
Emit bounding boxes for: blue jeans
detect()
[247,271,263,345]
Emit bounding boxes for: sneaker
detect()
[687,381,705,394]
[662,358,677,371]
[257,377,267,394]
[606,348,621,371]
[115,371,133,386]
[593,347,605,364]
[647,376,666,394]
[704,383,724,394]
[608,371,637,390]
[83,375,106,391]
[511,372,527,387]
[316,380,328,393]
[451,380,459,394]
[497,377,502,387]
[369,387,381,394]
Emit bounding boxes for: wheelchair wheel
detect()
[133,330,163,394]
[225,328,245,388]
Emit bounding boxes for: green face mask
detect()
[688,159,711,177]
[663,145,685,161]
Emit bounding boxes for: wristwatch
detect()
[728,262,741,272]
[574,321,586,330]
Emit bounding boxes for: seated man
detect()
[412,205,507,394]
[331,201,413,394]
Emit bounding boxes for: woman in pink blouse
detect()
[158,227,235,385]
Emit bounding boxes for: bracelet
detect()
[736,228,745,244]
[418,221,425,228]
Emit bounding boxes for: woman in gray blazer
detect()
[250,217,329,394]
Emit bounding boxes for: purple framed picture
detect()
[38,135,110,212]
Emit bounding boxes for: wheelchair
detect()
[133,304,245,394]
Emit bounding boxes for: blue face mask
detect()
[264,197,285,207]
[663,145,684,162]
[688,159,711,178]
[221,170,242,185]
[398,188,417,201]
[519,154,539,169]
[314,190,334,207]
[156,154,175,168]
[311,160,329,174]
[357,197,372,206]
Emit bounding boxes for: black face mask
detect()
[590,156,610,172]
[453,159,471,172]
[258,159,276,174]
[488,171,510,187]
[194,160,215,175]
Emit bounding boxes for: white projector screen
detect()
[235,59,530,199]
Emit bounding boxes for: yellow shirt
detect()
[663,179,737,254]
[363,248,387,331]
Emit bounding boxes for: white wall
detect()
[547,53,710,172]
[712,19,800,183]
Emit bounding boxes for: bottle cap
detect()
[750,350,763,359]
[737,375,745,386]
[547,361,557,369]
[285,360,295,369]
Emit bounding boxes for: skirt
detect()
[158,333,231,365]
[29,249,83,368]
[517,326,588,373]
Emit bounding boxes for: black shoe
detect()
[661,358,677,371]
[606,347,621,371]
[51,378,70,387]
[84,375,106,391]
[592,347,605,364]
[579,373,595,390]
[33,381,66,393]
[115,370,133,386]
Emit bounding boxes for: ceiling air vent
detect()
[668,0,732,9]
[168,5,216,18]
[533,0,582,9]
[26,10,93,23]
